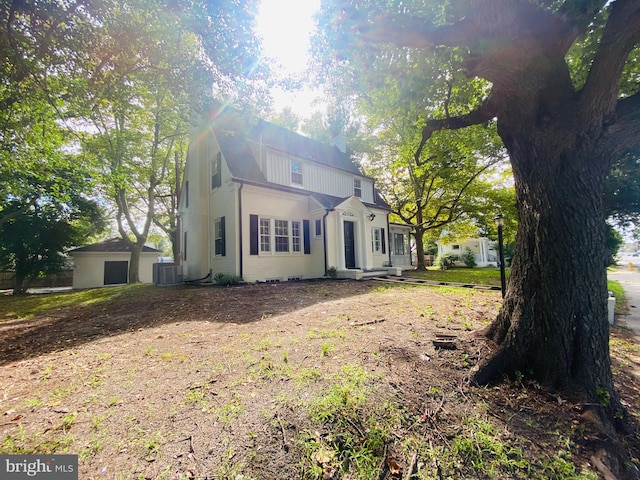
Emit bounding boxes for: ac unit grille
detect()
[153,263,183,285]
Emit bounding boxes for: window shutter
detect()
[220,216,226,256]
[250,215,258,255]
[381,228,386,254]
[216,152,222,187]
[303,220,311,254]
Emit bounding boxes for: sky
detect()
[256,0,322,118]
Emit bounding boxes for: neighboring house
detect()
[436,237,498,267]
[69,238,162,289]
[178,103,411,283]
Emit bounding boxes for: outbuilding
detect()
[69,238,162,289]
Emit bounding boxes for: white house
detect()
[436,237,498,267]
[178,103,412,283]
[69,238,162,289]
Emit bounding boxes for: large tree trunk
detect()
[128,246,142,284]
[473,84,624,429]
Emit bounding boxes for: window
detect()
[372,227,386,254]
[393,233,405,255]
[292,221,301,252]
[291,161,303,185]
[452,244,460,250]
[315,219,322,237]
[354,178,362,197]
[372,228,382,253]
[275,220,289,252]
[212,152,221,189]
[251,217,311,256]
[214,217,225,256]
[260,218,271,252]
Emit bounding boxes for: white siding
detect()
[263,149,375,203]
[241,185,325,283]
[71,252,158,289]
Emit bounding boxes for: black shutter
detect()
[220,216,226,256]
[381,228,386,254]
[303,220,311,254]
[250,214,258,255]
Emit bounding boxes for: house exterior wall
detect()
[71,252,158,289]
[241,185,323,283]
[179,109,400,283]
[261,149,375,203]
[180,125,235,281]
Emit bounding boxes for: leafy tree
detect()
[605,146,640,225]
[269,106,301,132]
[315,0,640,442]
[73,0,268,280]
[0,185,103,295]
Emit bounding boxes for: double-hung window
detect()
[275,220,289,252]
[291,161,303,185]
[214,218,225,256]
[372,227,382,253]
[292,221,301,252]
[372,227,386,254]
[260,218,271,252]
[354,178,362,197]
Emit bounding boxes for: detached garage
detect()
[69,238,162,289]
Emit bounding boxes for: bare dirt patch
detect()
[1,280,639,479]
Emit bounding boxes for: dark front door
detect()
[104,260,128,285]
[344,221,356,269]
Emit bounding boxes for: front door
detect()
[344,221,356,269]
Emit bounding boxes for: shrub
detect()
[327,266,338,278]
[461,248,477,268]
[436,252,458,270]
[213,273,243,286]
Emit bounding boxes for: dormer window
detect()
[291,161,303,185]
[354,178,362,197]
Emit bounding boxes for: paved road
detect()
[609,255,640,340]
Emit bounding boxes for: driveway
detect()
[608,254,640,341]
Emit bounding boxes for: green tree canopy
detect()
[314,0,640,450]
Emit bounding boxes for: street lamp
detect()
[494,213,506,298]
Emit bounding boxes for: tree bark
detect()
[471,73,625,429]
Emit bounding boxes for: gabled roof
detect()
[69,238,161,253]
[206,103,362,177]
[204,102,389,209]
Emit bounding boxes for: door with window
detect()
[344,221,356,269]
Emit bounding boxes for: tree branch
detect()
[579,0,640,121]
[599,92,640,158]
[414,95,500,164]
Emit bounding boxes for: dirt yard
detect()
[1,279,639,479]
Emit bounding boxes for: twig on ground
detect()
[350,318,386,327]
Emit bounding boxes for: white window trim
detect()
[354,178,362,198]
[291,161,303,186]
[259,217,304,256]
[372,227,383,254]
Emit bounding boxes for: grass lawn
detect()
[403,266,508,286]
[0,274,637,479]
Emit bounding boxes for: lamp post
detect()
[494,213,506,298]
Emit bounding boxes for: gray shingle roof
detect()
[69,238,161,253]
[206,103,389,209]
